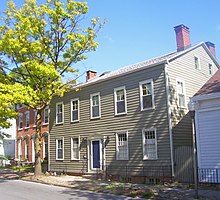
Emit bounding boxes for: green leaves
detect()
[0,0,105,127]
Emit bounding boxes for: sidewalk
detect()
[1,168,220,199]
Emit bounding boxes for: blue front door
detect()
[92,140,101,169]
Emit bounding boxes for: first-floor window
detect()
[116,131,129,160]
[142,128,157,160]
[56,138,64,160]
[18,139,22,160]
[71,137,80,160]
[43,135,48,159]
[25,138,29,159]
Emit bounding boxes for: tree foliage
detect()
[0,0,105,176]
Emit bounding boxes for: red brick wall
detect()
[16,107,49,162]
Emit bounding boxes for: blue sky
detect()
[1,0,220,83]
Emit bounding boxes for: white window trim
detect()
[114,86,127,115]
[194,55,201,70]
[71,136,80,160]
[56,102,64,124]
[90,92,101,119]
[116,131,129,160]
[139,79,155,111]
[25,111,30,129]
[142,127,158,160]
[56,137,64,160]
[176,78,187,108]
[44,106,49,125]
[70,98,80,122]
[18,113,23,130]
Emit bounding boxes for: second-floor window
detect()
[44,107,49,124]
[56,102,64,124]
[34,110,37,126]
[176,79,186,108]
[90,93,101,119]
[71,99,79,122]
[25,112,30,128]
[18,113,23,129]
[114,86,127,115]
[139,79,154,110]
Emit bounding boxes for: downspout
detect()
[164,62,174,177]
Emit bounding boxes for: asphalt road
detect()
[0,179,142,200]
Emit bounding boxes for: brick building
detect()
[16,104,49,162]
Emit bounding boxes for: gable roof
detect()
[195,69,220,96]
[71,42,219,89]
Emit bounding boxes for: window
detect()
[56,138,64,160]
[71,99,79,122]
[116,131,129,160]
[71,137,80,160]
[43,135,48,159]
[194,56,200,69]
[44,107,49,124]
[176,79,186,108]
[18,113,23,129]
[56,102,64,124]
[139,79,154,110]
[18,138,22,160]
[17,104,23,109]
[25,138,29,160]
[142,128,157,160]
[114,86,127,115]
[90,93,101,119]
[208,64,213,75]
[34,110,37,126]
[25,111,30,128]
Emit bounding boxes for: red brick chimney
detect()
[174,24,191,52]
[205,41,216,58]
[86,70,97,81]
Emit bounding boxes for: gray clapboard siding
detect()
[49,64,172,173]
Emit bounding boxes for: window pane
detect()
[92,106,99,118]
[117,133,128,160]
[117,101,125,114]
[143,95,152,109]
[72,100,78,110]
[92,95,99,106]
[116,89,124,101]
[58,149,63,159]
[72,110,78,121]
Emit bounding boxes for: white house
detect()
[192,69,220,183]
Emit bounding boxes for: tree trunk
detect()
[34,110,43,177]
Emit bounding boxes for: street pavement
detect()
[0,179,143,200]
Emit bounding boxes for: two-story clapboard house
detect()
[48,24,219,183]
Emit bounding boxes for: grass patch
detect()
[12,165,34,173]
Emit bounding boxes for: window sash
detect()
[18,114,23,129]
[114,87,126,115]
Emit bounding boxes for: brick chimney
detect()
[205,41,216,58]
[86,70,97,81]
[174,24,191,52]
